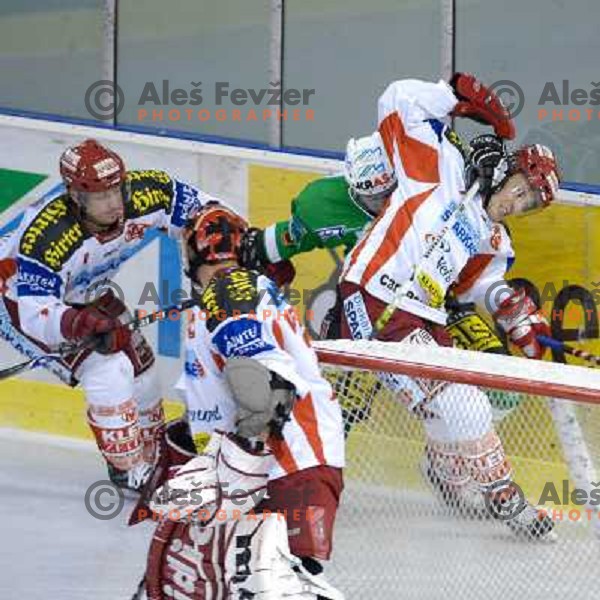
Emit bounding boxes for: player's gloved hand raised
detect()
[60,305,131,354]
[466,134,506,196]
[264,260,296,287]
[450,73,516,140]
[494,288,550,359]
[238,227,267,270]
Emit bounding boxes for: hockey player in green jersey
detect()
[240,132,395,270]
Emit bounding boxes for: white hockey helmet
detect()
[344,131,398,215]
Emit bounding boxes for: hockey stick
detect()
[0,298,197,381]
[129,573,146,600]
[371,180,480,336]
[537,334,600,540]
[537,335,600,367]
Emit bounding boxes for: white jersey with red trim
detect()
[7,170,222,349]
[176,267,344,481]
[452,222,515,312]
[341,79,514,324]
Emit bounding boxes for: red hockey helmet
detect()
[184,204,249,270]
[511,144,560,206]
[59,139,126,192]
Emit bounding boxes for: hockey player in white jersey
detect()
[142,204,345,599]
[0,139,224,491]
[339,74,560,538]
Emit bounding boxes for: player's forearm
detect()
[262,221,315,262]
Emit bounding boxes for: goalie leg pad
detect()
[129,419,198,525]
[149,432,273,523]
[225,514,344,599]
[144,515,344,600]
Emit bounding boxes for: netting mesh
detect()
[320,363,600,600]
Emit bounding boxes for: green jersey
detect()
[261,176,373,262]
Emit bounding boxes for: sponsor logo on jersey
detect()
[20,197,70,256]
[343,291,372,340]
[213,318,275,358]
[379,273,402,293]
[69,245,138,291]
[314,225,346,241]
[126,171,173,217]
[188,406,223,423]
[16,257,62,297]
[444,128,468,159]
[435,255,454,284]
[416,270,444,308]
[226,269,257,303]
[42,223,85,270]
[452,217,479,257]
[125,221,150,242]
[172,180,200,228]
[424,233,451,252]
[184,353,206,378]
[288,215,307,244]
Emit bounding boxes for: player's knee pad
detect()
[425,383,493,442]
[424,430,512,495]
[77,352,144,470]
[129,419,198,526]
[77,351,135,404]
[145,515,344,599]
[135,366,165,464]
[86,398,144,471]
[149,432,273,524]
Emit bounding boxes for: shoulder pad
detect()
[200,267,260,332]
[18,195,87,271]
[125,170,174,218]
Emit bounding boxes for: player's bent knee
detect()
[77,351,135,404]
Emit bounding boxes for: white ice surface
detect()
[0,429,154,600]
[2,429,599,600]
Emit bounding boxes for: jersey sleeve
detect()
[262,200,322,262]
[377,79,458,130]
[14,255,70,347]
[262,179,354,262]
[126,170,230,239]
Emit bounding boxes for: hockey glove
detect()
[494,288,550,359]
[450,73,516,140]
[238,227,267,270]
[466,134,507,197]
[264,260,296,287]
[61,305,131,354]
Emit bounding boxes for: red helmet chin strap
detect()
[514,144,560,206]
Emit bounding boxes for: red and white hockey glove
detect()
[60,304,131,354]
[494,288,550,359]
[450,73,516,140]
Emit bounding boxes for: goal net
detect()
[314,340,600,600]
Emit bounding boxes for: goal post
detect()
[314,340,600,599]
